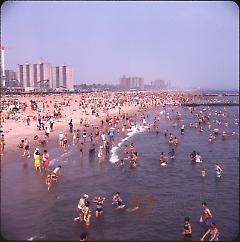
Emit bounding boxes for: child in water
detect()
[201,166,206,177]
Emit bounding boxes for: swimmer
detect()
[209,133,215,142]
[190,150,197,161]
[181,124,185,134]
[160,152,167,166]
[34,150,41,172]
[75,194,89,221]
[112,192,125,208]
[129,142,135,153]
[200,202,213,226]
[200,222,219,241]
[221,131,227,141]
[42,150,49,171]
[59,131,64,147]
[80,232,88,241]
[118,159,124,166]
[130,152,138,168]
[18,139,25,149]
[51,165,61,182]
[45,173,51,191]
[182,217,192,237]
[215,163,223,178]
[22,138,30,158]
[97,145,104,161]
[82,201,91,226]
[93,196,106,217]
[201,166,206,177]
[79,142,84,158]
[168,148,175,160]
[195,153,202,163]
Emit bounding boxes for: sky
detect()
[1,1,239,89]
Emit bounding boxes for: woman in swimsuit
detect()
[45,173,51,191]
[182,217,192,237]
[82,201,91,226]
[93,196,106,217]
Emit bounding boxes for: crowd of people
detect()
[1,90,238,240]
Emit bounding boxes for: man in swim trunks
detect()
[112,192,124,208]
[168,148,175,159]
[200,202,213,226]
[200,222,219,241]
[160,152,166,165]
[190,150,197,161]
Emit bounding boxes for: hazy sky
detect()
[1,1,239,89]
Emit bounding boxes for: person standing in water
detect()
[168,148,175,160]
[215,163,223,177]
[51,165,62,183]
[80,232,88,241]
[82,201,91,226]
[45,173,52,191]
[112,192,125,208]
[22,138,30,158]
[93,196,106,217]
[42,149,49,171]
[160,152,167,165]
[34,149,41,172]
[182,217,192,237]
[200,222,220,241]
[190,150,197,161]
[201,165,206,177]
[200,202,213,226]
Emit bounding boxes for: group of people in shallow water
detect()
[181,202,220,241]
[74,192,129,226]
[9,91,238,241]
[73,191,220,241]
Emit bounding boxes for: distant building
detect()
[120,75,144,90]
[0,45,6,87]
[16,58,53,90]
[16,58,74,90]
[4,69,21,87]
[52,65,74,89]
[153,80,171,89]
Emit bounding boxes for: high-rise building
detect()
[0,45,6,87]
[52,65,74,89]
[120,76,144,90]
[16,59,53,90]
[4,69,21,87]
[153,80,171,89]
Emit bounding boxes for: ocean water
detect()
[1,103,239,241]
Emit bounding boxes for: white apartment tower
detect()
[16,59,74,90]
[17,59,53,89]
[52,65,74,89]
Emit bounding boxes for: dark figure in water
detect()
[69,119,73,133]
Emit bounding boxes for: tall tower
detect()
[0,45,6,87]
